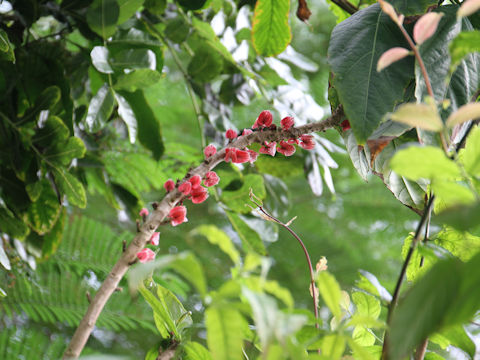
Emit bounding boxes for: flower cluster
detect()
[136,231,160,263]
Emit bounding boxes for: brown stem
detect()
[414,339,428,360]
[249,197,319,330]
[330,0,358,14]
[63,114,343,359]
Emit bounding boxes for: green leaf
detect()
[0,208,29,240]
[117,0,144,24]
[437,202,480,233]
[433,226,480,262]
[352,326,375,346]
[22,86,62,122]
[352,292,380,319]
[119,90,164,160]
[446,102,480,128]
[190,225,240,265]
[177,0,207,10]
[41,208,66,258]
[165,17,190,44]
[205,306,245,360]
[390,146,460,181]
[225,211,266,255]
[109,48,156,71]
[321,334,346,360]
[114,93,137,143]
[317,271,342,318]
[32,116,70,148]
[168,252,207,297]
[390,0,438,16]
[390,103,444,132]
[86,0,120,39]
[24,180,62,235]
[221,174,266,214]
[90,46,114,74]
[184,342,213,360]
[44,136,87,165]
[188,45,223,83]
[0,29,15,62]
[85,84,116,133]
[252,0,291,57]
[449,30,480,72]
[328,4,414,143]
[114,69,162,92]
[52,168,87,208]
[257,65,288,86]
[462,125,480,176]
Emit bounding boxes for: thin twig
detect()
[249,193,320,330]
[330,0,358,14]
[63,114,343,359]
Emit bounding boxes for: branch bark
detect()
[62,113,343,359]
[330,0,358,15]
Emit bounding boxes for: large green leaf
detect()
[117,0,144,24]
[190,225,240,265]
[449,30,480,71]
[328,4,414,144]
[109,48,156,71]
[44,136,86,165]
[390,0,438,16]
[32,116,70,148]
[52,168,87,208]
[86,0,120,39]
[24,180,62,235]
[317,271,342,318]
[225,211,266,255]
[114,93,137,143]
[205,306,245,360]
[114,69,162,92]
[119,90,164,160]
[251,0,291,57]
[85,84,116,133]
[188,45,223,83]
[221,174,266,214]
[184,342,213,360]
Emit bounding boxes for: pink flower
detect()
[137,248,155,263]
[288,138,299,144]
[341,120,351,131]
[280,116,294,131]
[204,144,217,159]
[191,186,208,204]
[252,110,273,129]
[150,232,160,246]
[242,129,253,136]
[189,175,202,188]
[233,149,250,163]
[204,171,220,187]
[259,141,277,157]
[178,181,192,195]
[299,134,315,150]
[225,148,237,163]
[164,179,175,192]
[277,141,296,156]
[139,208,149,217]
[225,129,237,139]
[169,206,188,226]
[247,149,258,163]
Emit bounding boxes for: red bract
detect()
[259,141,277,157]
[178,181,192,195]
[341,120,351,131]
[225,148,237,163]
[189,175,202,188]
[252,110,273,129]
[242,129,253,136]
[277,141,296,156]
[299,135,315,150]
[233,149,250,163]
[204,171,220,187]
[225,129,237,139]
[169,206,188,226]
[150,232,160,246]
[164,179,175,192]
[288,139,299,144]
[191,186,208,204]
[137,248,155,263]
[204,144,217,159]
[247,149,258,163]
[280,116,294,131]
[139,208,149,217]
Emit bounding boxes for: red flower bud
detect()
[139,208,149,217]
[277,140,296,156]
[204,144,217,159]
[191,186,208,204]
[225,147,237,163]
[225,129,237,139]
[299,134,315,150]
[233,149,250,164]
[137,248,155,263]
[178,181,192,195]
[247,149,258,163]
[341,120,351,131]
[281,116,295,131]
[252,110,273,129]
[150,232,160,246]
[259,141,277,157]
[164,179,175,192]
[204,171,220,187]
[189,175,202,188]
[169,206,188,226]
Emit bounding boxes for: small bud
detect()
[178,181,192,195]
[164,179,175,192]
[204,171,220,187]
[139,208,149,217]
[413,13,444,45]
[280,116,295,131]
[137,248,156,263]
[191,186,208,204]
[233,149,250,164]
[150,232,160,246]
[259,141,277,157]
[299,134,315,150]
[225,129,237,140]
[277,141,296,156]
[169,206,188,226]
[377,47,411,72]
[189,175,202,188]
[252,110,273,129]
[204,144,217,159]
[341,120,351,131]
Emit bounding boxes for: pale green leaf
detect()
[390,103,444,132]
[91,46,114,74]
[317,271,342,318]
[114,93,137,143]
[321,334,345,360]
[190,225,240,265]
[352,326,375,346]
[114,69,162,92]
[225,211,266,255]
[446,102,480,127]
[352,292,380,319]
[462,125,480,176]
[184,342,213,360]
[205,307,245,360]
[449,30,480,71]
[85,84,116,133]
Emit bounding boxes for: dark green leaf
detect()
[117,0,144,24]
[252,0,291,57]
[144,0,166,14]
[176,0,207,10]
[225,211,266,255]
[433,325,476,359]
[109,48,156,71]
[33,116,70,148]
[0,29,15,62]
[165,17,190,43]
[22,86,62,123]
[0,207,29,240]
[390,0,438,16]
[188,45,223,83]
[52,168,87,208]
[86,0,120,39]
[221,174,266,213]
[328,4,414,143]
[24,180,62,235]
[118,90,164,160]
[114,69,162,92]
[44,136,87,165]
[85,84,116,132]
[436,202,480,233]
[41,208,66,259]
